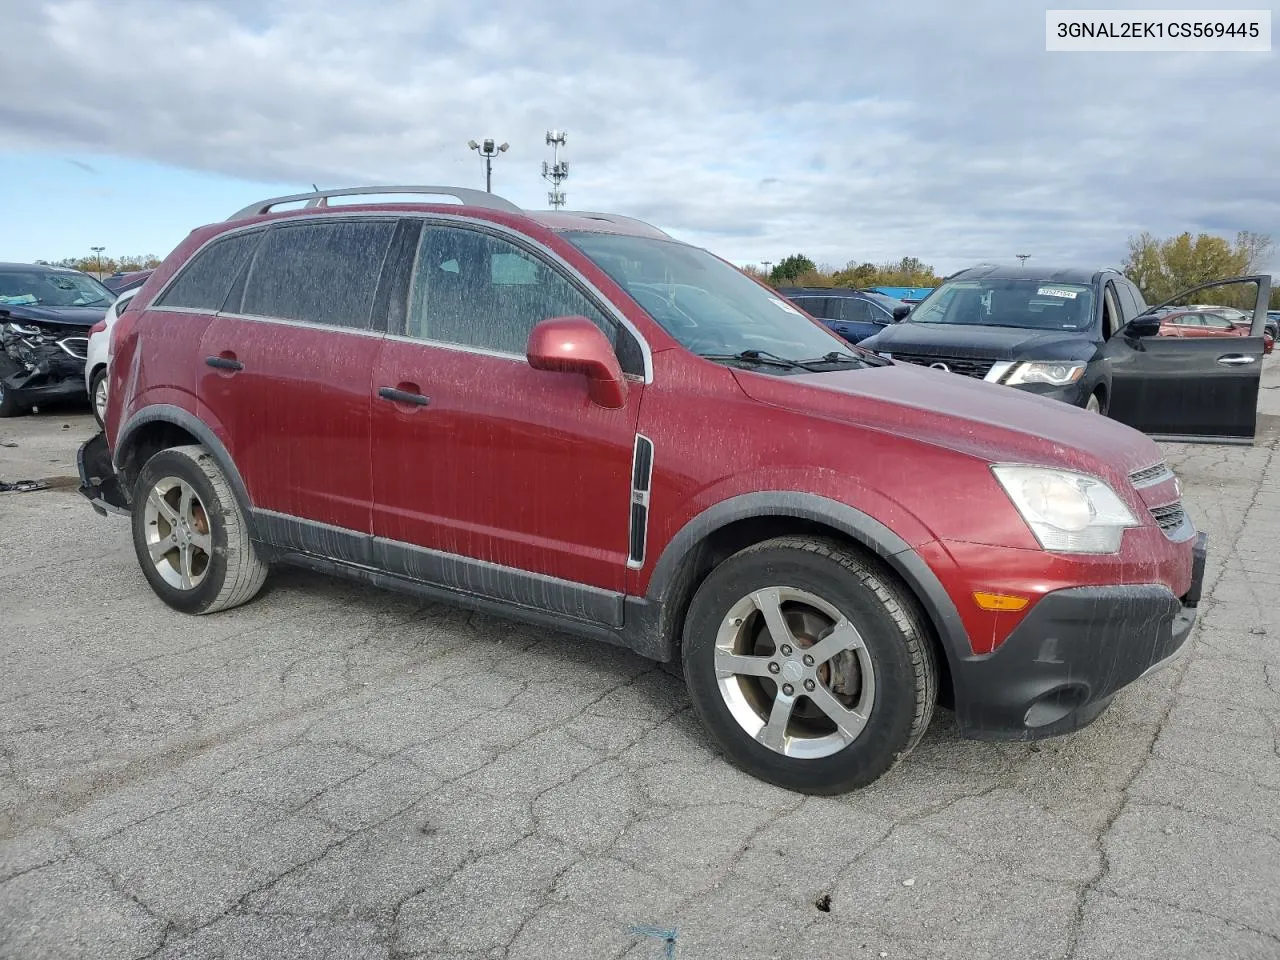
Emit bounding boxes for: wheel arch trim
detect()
[115,404,257,536]
[645,492,970,666]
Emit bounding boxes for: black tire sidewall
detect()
[0,363,25,417]
[131,449,233,614]
[684,545,923,793]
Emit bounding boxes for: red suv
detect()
[78,186,1206,793]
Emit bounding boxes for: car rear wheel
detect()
[131,444,268,614]
[682,537,936,794]
[90,368,108,426]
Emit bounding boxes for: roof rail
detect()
[228,185,521,221]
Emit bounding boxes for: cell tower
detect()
[542,130,568,210]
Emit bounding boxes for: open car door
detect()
[1099,275,1272,443]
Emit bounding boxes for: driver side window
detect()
[406,224,642,373]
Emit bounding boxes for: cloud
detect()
[65,158,99,174]
[0,0,1275,271]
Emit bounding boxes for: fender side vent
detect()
[628,435,654,567]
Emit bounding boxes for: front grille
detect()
[1149,501,1189,539]
[1129,462,1173,488]
[889,353,996,379]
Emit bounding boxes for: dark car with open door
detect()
[860,263,1271,443]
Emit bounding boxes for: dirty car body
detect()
[78,186,1208,794]
[0,264,115,415]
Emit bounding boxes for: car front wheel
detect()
[683,537,936,794]
[131,444,268,614]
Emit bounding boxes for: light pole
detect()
[1016,254,1031,265]
[762,260,774,280]
[467,138,509,193]
[90,246,105,277]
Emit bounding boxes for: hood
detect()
[0,303,110,329]
[732,361,1163,483]
[861,321,1096,361]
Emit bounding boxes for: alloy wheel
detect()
[143,476,213,590]
[714,586,876,759]
[93,377,108,423]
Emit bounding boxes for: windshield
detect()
[910,278,1094,331]
[0,269,116,308]
[563,232,851,363]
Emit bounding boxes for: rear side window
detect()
[242,219,396,330]
[155,232,261,311]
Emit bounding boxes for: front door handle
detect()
[378,386,430,407]
[1217,354,1257,366]
[205,355,244,372]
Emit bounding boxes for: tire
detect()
[90,367,108,427]
[0,368,26,418]
[682,536,937,794]
[131,444,268,614]
[1085,390,1105,415]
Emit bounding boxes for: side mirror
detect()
[1126,314,1162,338]
[527,315,627,409]
[891,305,911,321]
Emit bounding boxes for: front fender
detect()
[641,489,969,674]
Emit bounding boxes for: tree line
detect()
[748,231,1279,309]
[1122,231,1278,309]
[745,254,943,289]
[36,254,163,276]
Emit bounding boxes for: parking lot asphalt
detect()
[2,367,1279,960]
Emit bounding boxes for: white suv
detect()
[85,287,137,426]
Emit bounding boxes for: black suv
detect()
[860,264,1272,443]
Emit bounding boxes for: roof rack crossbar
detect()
[229,185,521,220]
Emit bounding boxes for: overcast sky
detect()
[0,0,1276,272]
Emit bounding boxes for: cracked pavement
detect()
[2,364,1279,960]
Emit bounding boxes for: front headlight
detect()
[991,465,1138,553]
[1003,361,1086,386]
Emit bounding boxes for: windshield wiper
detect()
[697,349,810,370]
[793,351,867,368]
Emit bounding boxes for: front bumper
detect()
[77,431,130,517]
[1008,379,1089,407]
[2,372,88,405]
[951,532,1206,740]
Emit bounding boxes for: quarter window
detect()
[155,231,261,312]
[241,219,396,330]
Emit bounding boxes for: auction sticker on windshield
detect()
[1037,286,1080,299]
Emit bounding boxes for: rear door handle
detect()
[1217,355,1257,366]
[205,356,244,371]
[378,386,430,406]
